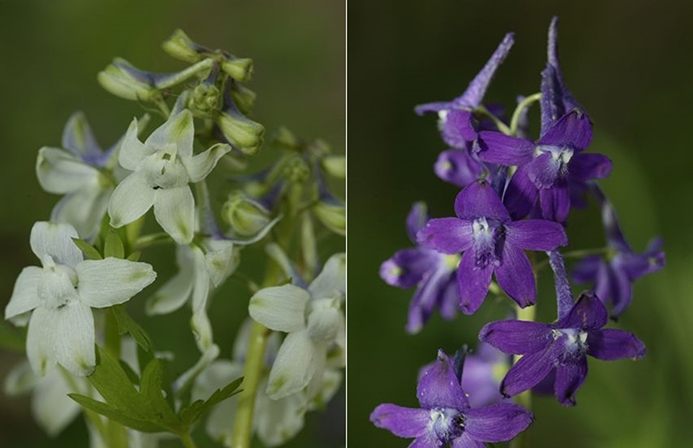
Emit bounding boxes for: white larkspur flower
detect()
[249,253,345,399]
[4,222,157,376]
[36,113,120,240]
[108,109,231,244]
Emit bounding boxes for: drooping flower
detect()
[4,222,156,376]
[108,109,231,244]
[371,349,532,447]
[480,291,646,406]
[380,202,459,333]
[417,180,567,314]
[248,253,345,399]
[573,186,665,317]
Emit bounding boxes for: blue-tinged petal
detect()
[36,147,101,195]
[30,222,83,269]
[538,110,592,151]
[586,329,646,360]
[569,153,612,182]
[381,248,442,289]
[504,164,537,220]
[417,350,469,410]
[495,244,535,307]
[370,404,430,439]
[505,220,567,251]
[477,132,535,166]
[463,403,533,443]
[153,186,195,244]
[62,112,102,160]
[454,180,510,222]
[406,202,430,243]
[434,149,484,188]
[457,250,493,315]
[554,358,587,406]
[539,184,571,223]
[501,341,564,397]
[440,109,476,150]
[51,184,113,240]
[417,218,474,254]
[479,320,553,355]
[558,291,608,330]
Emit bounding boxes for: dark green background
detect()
[349,1,693,447]
[0,1,344,447]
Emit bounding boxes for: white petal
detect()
[108,171,155,228]
[77,258,156,308]
[306,343,326,400]
[306,299,342,343]
[32,367,83,436]
[62,112,101,158]
[53,302,95,376]
[52,185,113,240]
[26,308,58,376]
[191,245,210,312]
[183,143,231,182]
[36,147,100,194]
[5,266,42,320]
[118,119,156,171]
[308,368,343,410]
[266,330,317,399]
[146,246,195,315]
[144,110,194,158]
[255,387,307,447]
[30,221,82,268]
[308,253,345,301]
[4,361,38,395]
[192,359,244,400]
[249,285,309,333]
[153,186,195,244]
[206,400,237,446]
[191,309,214,352]
[204,240,239,287]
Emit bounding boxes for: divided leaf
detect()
[111,305,153,352]
[72,238,103,260]
[180,377,244,427]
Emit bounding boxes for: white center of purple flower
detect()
[472,217,503,268]
[559,328,588,353]
[429,407,465,441]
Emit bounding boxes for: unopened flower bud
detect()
[231,83,257,115]
[162,29,203,63]
[273,126,300,150]
[98,58,159,101]
[321,155,346,179]
[313,200,345,236]
[284,156,309,183]
[191,83,221,114]
[222,58,254,83]
[217,110,264,154]
[222,192,272,237]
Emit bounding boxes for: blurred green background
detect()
[0,1,344,447]
[349,1,693,447]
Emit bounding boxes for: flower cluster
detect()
[374,17,664,446]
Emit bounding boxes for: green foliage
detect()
[111,305,153,352]
[104,230,125,259]
[179,377,243,427]
[71,238,103,260]
[0,322,24,352]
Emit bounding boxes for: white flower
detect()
[249,253,345,399]
[108,110,231,244]
[36,113,118,240]
[4,222,157,376]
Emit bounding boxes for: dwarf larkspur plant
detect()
[374,17,664,447]
[3,29,344,448]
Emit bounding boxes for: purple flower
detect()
[573,186,665,317]
[480,292,646,406]
[417,180,567,314]
[380,203,459,333]
[371,349,532,447]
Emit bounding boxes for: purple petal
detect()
[457,250,494,314]
[417,350,469,410]
[406,265,455,334]
[437,272,460,321]
[410,436,444,448]
[558,291,608,330]
[554,359,588,406]
[620,241,666,280]
[587,329,646,360]
[504,164,538,220]
[434,150,484,188]
[464,403,533,443]
[417,218,474,254]
[415,101,453,115]
[479,320,553,355]
[451,434,486,448]
[539,185,571,223]
[477,132,535,166]
[370,404,430,438]
[538,110,593,151]
[501,341,564,397]
[548,250,574,321]
[441,109,477,149]
[569,153,612,182]
[495,244,536,307]
[461,351,505,408]
[603,260,633,317]
[505,220,567,251]
[528,152,562,189]
[454,180,510,222]
[572,255,602,283]
[406,202,430,243]
[380,248,442,288]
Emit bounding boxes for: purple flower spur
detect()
[371,349,532,447]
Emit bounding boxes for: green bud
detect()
[272,126,300,149]
[222,192,272,237]
[97,58,159,101]
[231,83,257,114]
[313,201,345,236]
[284,156,309,183]
[217,110,264,154]
[162,29,202,63]
[321,155,346,179]
[310,139,332,157]
[221,58,254,83]
[191,83,220,114]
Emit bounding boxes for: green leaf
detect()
[180,377,243,427]
[88,346,142,411]
[104,230,125,259]
[72,238,103,260]
[0,322,25,352]
[68,394,164,433]
[140,359,179,427]
[111,305,153,352]
[127,251,141,261]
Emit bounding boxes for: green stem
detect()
[476,105,512,135]
[181,432,199,448]
[103,312,129,448]
[510,304,535,448]
[509,93,542,136]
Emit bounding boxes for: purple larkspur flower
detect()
[380,203,459,333]
[573,186,665,317]
[480,291,646,406]
[417,180,567,314]
[371,349,532,447]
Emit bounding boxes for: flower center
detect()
[142,144,190,190]
[429,407,465,442]
[38,255,79,309]
[472,217,503,268]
